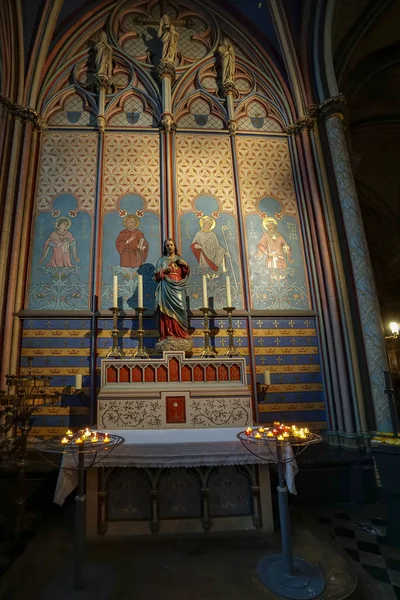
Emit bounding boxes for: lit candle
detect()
[277,435,284,441]
[66,429,73,437]
[254,432,262,439]
[91,435,98,443]
[104,433,110,443]
[258,427,265,433]
[226,275,232,307]
[113,275,118,307]
[245,427,253,436]
[264,370,271,386]
[202,275,208,309]
[75,438,83,444]
[61,437,69,444]
[283,432,289,438]
[137,274,143,308]
[267,431,274,437]
[75,374,82,390]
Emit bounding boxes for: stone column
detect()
[158,62,176,239]
[313,94,391,432]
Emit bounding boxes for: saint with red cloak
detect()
[254,217,293,269]
[39,217,80,268]
[116,215,149,268]
[190,215,226,272]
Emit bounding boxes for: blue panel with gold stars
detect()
[252,317,326,428]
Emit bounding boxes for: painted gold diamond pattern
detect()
[36,133,98,214]
[103,134,160,213]
[176,135,235,213]
[236,137,297,215]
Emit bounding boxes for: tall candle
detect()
[263,370,271,386]
[113,275,118,307]
[202,275,208,308]
[137,274,143,308]
[222,256,226,273]
[226,275,232,307]
[75,374,82,390]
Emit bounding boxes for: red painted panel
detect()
[169,357,179,382]
[218,364,229,381]
[230,364,241,381]
[181,365,192,381]
[107,365,118,383]
[132,366,142,382]
[166,396,186,423]
[144,366,155,382]
[194,365,204,381]
[119,365,130,383]
[157,365,168,382]
[206,365,217,381]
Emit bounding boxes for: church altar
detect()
[97,351,252,430]
[54,427,292,537]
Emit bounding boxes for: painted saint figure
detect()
[95,31,113,80]
[39,217,80,268]
[158,14,179,64]
[254,217,294,269]
[218,38,235,84]
[155,239,191,342]
[191,216,227,272]
[116,215,149,268]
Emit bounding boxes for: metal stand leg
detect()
[41,456,114,599]
[74,452,86,590]
[257,450,325,599]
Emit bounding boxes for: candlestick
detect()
[223,306,240,357]
[200,307,218,358]
[134,307,149,359]
[137,274,143,308]
[264,370,271,386]
[225,275,232,308]
[106,306,125,359]
[112,275,118,308]
[202,275,208,309]
[75,374,82,390]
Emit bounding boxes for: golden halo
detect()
[199,216,216,230]
[55,217,72,230]
[262,217,277,230]
[123,214,139,228]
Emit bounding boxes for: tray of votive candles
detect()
[36,428,125,454]
[238,422,321,447]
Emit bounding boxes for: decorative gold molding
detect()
[308,94,347,120]
[0,95,47,130]
[286,116,315,136]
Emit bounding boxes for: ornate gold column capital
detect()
[286,116,315,136]
[159,113,176,133]
[308,94,347,120]
[157,62,176,83]
[221,81,238,98]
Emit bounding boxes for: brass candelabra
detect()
[200,307,218,358]
[223,306,240,357]
[134,307,149,359]
[0,360,60,536]
[107,306,125,359]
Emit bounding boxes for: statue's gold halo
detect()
[199,216,216,230]
[123,214,140,229]
[262,217,277,230]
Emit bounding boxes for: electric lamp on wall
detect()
[387,322,399,339]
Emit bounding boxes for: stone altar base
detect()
[97,351,252,430]
[87,464,273,538]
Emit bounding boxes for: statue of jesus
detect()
[154,239,193,354]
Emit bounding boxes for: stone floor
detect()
[0,500,360,600]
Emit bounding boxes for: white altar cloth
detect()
[54,427,298,505]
